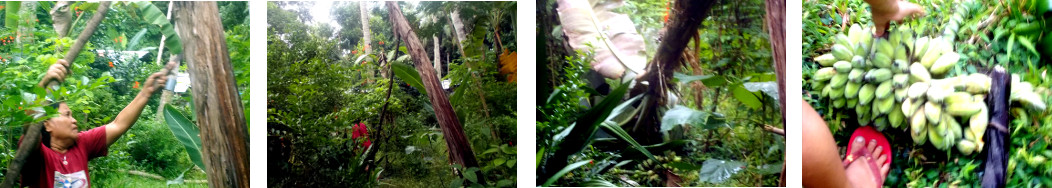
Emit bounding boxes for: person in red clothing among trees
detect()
[19,60,174,188]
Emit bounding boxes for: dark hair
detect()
[41,102,66,148]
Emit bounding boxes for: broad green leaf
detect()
[731,84,762,109]
[506,159,516,168]
[662,105,728,132]
[673,72,726,87]
[134,1,182,54]
[391,63,427,94]
[463,167,479,183]
[543,160,591,186]
[743,81,779,100]
[354,54,369,65]
[163,104,205,171]
[698,159,745,184]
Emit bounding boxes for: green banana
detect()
[872,53,892,68]
[895,87,908,102]
[814,67,837,81]
[877,97,895,114]
[889,102,905,128]
[893,60,910,73]
[848,69,866,83]
[929,52,960,75]
[845,82,862,99]
[834,61,853,73]
[836,33,852,48]
[958,140,977,155]
[892,74,909,89]
[909,63,932,82]
[925,101,942,125]
[859,84,877,105]
[851,55,866,69]
[830,73,849,88]
[946,101,983,117]
[969,104,988,139]
[907,82,930,99]
[832,44,854,61]
[865,68,893,83]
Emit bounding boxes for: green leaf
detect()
[162,104,206,171]
[496,179,515,187]
[698,159,745,184]
[354,54,369,65]
[506,159,516,168]
[673,72,726,87]
[542,160,591,186]
[463,167,479,183]
[134,1,182,54]
[127,28,148,50]
[391,63,427,94]
[731,84,762,109]
[578,179,617,187]
[600,120,655,160]
[662,105,728,132]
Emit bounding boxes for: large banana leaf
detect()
[132,1,181,54]
[5,2,21,28]
[162,104,205,171]
[557,0,646,78]
[391,63,427,94]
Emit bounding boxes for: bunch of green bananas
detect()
[608,152,695,184]
[811,23,992,154]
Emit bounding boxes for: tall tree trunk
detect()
[763,0,787,186]
[173,2,250,187]
[1,2,111,188]
[450,9,468,57]
[386,2,483,183]
[433,34,441,77]
[632,0,718,145]
[360,2,372,54]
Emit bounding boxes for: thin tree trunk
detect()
[1,2,111,188]
[386,2,483,183]
[360,2,371,54]
[763,0,787,185]
[433,34,441,77]
[173,2,250,187]
[450,10,467,57]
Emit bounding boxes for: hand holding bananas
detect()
[811,24,1048,155]
[864,0,925,37]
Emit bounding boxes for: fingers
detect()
[56,59,70,69]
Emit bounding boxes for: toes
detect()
[850,136,866,153]
[867,139,878,154]
[876,151,887,164]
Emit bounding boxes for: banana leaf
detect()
[162,104,205,171]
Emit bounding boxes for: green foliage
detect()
[162,104,204,171]
[803,0,1051,187]
[538,0,782,186]
[1,2,248,186]
[268,2,516,187]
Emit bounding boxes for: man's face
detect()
[45,103,79,140]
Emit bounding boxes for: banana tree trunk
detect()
[1,2,111,188]
[386,2,483,183]
[17,2,37,45]
[173,2,250,187]
[763,0,786,186]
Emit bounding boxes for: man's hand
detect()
[139,61,178,95]
[38,59,71,88]
[868,0,926,37]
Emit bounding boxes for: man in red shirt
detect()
[19,59,174,188]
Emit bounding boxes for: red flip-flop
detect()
[842,126,891,185]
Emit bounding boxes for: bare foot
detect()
[872,1,926,37]
[844,136,891,188]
